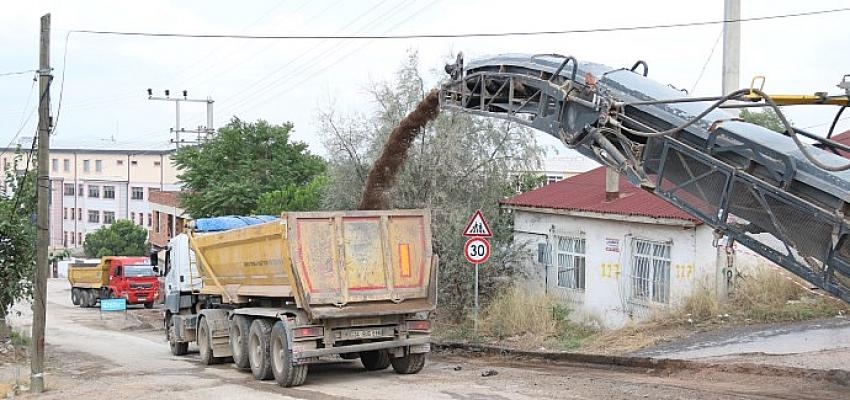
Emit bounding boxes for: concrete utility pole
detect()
[32,12,51,394]
[722,0,741,95]
[146,89,214,148]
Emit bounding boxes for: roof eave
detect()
[501,204,701,227]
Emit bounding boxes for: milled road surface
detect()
[2,280,848,399]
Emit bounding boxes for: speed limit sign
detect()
[464,237,491,264]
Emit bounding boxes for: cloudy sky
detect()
[1,0,849,157]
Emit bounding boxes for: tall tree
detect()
[0,149,36,339]
[83,220,149,258]
[320,51,543,319]
[173,118,326,217]
[740,109,786,133]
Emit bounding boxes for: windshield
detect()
[124,265,156,277]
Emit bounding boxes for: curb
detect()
[432,341,850,387]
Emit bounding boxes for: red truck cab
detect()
[106,257,160,308]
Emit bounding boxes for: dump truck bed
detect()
[190,209,435,319]
[68,262,108,289]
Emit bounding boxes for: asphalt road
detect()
[3,280,848,400]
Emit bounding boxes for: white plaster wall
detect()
[512,209,720,329]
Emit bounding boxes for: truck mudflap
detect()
[292,337,430,360]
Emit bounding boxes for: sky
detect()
[1,0,849,158]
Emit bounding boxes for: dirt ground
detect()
[0,279,847,400]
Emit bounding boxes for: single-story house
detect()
[501,166,763,328]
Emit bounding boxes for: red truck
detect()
[68,256,161,309]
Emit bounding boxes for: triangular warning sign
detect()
[463,209,493,237]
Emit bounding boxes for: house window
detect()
[131,186,144,200]
[51,159,58,172]
[555,236,586,289]
[95,160,103,173]
[103,211,115,224]
[78,184,84,197]
[103,185,115,199]
[88,210,100,223]
[117,159,124,166]
[139,213,144,225]
[546,175,562,185]
[63,159,70,172]
[630,239,672,304]
[70,232,75,245]
[63,183,75,196]
[131,160,138,166]
[77,208,82,220]
[64,231,68,246]
[63,208,68,220]
[154,161,161,166]
[154,211,160,233]
[147,213,152,227]
[83,160,90,173]
[88,185,100,198]
[78,232,82,244]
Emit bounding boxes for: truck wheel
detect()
[198,316,217,365]
[248,319,274,380]
[271,321,307,387]
[89,289,100,307]
[80,290,92,308]
[144,302,154,309]
[168,315,188,356]
[230,315,251,370]
[390,353,426,374]
[360,350,390,371]
[71,288,80,305]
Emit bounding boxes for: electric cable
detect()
[67,6,850,40]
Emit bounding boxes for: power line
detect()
[69,6,850,40]
[0,79,40,161]
[0,69,38,77]
[690,27,723,94]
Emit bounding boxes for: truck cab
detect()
[104,257,161,308]
[160,234,202,315]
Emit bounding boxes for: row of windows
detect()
[63,184,147,200]
[63,231,84,246]
[63,208,152,227]
[540,236,672,304]
[51,158,162,173]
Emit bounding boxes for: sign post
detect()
[462,210,492,334]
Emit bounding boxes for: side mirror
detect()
[152,266,160,276]
[149,252,158,266]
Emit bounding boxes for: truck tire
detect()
[71,288,80,306]
[89,289,100,307]
[198,316,217,365]
[271,321,307,387]
[80,290,92,308]
[390,353,426,374]
[360,350,390,371]
[167,315,189,356]
[230,315,252,370]
[248,319,274,380]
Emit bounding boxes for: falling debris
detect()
[481,369,498,377]
[358,89,440,210]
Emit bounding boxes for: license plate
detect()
[338,327,393,340]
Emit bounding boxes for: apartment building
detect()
[0,138,182,250]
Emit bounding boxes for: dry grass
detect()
[729,266,847,322]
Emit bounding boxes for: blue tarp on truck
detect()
[193,215,279,233]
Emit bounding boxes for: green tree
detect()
[173,118,326,217]
[0,149,36,339]
[83,220,149,258]
[255,174,328,215]
[320,51,543,319]
[740,109,786,133]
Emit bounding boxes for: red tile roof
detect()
[502,167,701,223]
[823,130,850,158]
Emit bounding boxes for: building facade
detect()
[502,167,760,328]
[0,139,182,250]
[148,189,189,250]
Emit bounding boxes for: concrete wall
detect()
[512,208,719,328]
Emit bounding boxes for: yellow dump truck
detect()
[161,209,436,387]
[68,256,160,308]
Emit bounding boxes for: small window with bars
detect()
[555,236,586,290]
[630,239,672,304]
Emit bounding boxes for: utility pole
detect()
[146,89,215,148]
[722,0,741,95]
[32,12,51,394]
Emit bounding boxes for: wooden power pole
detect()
[32,12,51,394]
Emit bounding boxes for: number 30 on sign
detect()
[464,237,491,264]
